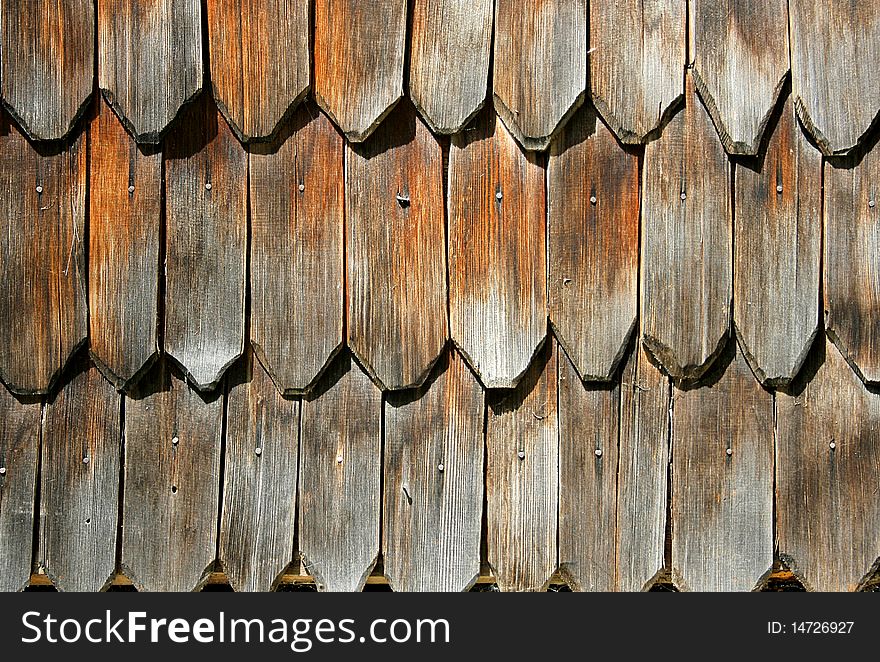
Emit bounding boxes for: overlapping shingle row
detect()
[0,1,879,593]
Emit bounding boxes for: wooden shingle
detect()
[1,0,94,141]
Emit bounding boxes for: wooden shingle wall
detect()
[1,1,879,592]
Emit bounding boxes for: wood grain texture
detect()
[98,0,202,143]
[641,73,731,381]
[492,0,587,151]
[299,354,382,591]
[409,0,493,135]
[0,117,87,395]
[39,363,120,592]
[1,0,94,141]
[346,102,447,390]
[207,0,309,142]
[734,97,821,388]
[558,348,619,591]
[778,338,880,592]
[691,0,790,155]
[672,344,774,592]
[314,0,406,142]
[165,97,247,390]
[449,109,547,388]
[824,140,880,385]
[220,350,299,592]
[383,351,483,592]
[0,387,40,592]
[486,342,558,592]
[548,105,639,381]
[590,0,685,144]
[618,344,670,591]
[789,1,880,155]
[89,98,161,390]
[122,360,223,592]
[250,106,344,394]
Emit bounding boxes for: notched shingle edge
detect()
[733,319,820,390]
[250,339,345,397]
[212,83,310,145]
[300,551,379,593]
[89,348,160,394]
[346,341,446,393]
[592,91,685,146]
[550,318,637,384]
[100,86,205,145]
[410,90,488,137]
[164,347,244,394]
[313,90,403,144]
[0,337,89,397]
[641,328,730,387]
[0,91,95,144]
[825,325,880,388]
[493,91,585,152]
[794,96,880,157]
[451,333,549,391]
[691,68,790,156]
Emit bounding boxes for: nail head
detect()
[298,183,305,192]
[776,185,783,193]
[336,454,343,464]
[205,183,212,191]
[171,436,179,446]
[680,192,687,201]
[0,467,6,475]
[517,450,525,460]
[496,191,503,201]
[594,448,603,458]
[36,185,43,194]
[438,463,445,472]
[726,448,733,456]
[128,185,135,194]
[870,200,876,208]
[255,447,262,456]
[589,195,597,205]
[83,456,90,464]
[829,441,836,450]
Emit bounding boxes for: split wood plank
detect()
[590,0,685,144]
[40,363,120,592]
[383,351,484,592]
[641,72,732,382]
[89,98,161,391]
[449,109,547,389]
[486,342,558,592]
[824,141,880,385]
[778,337,880,592]
[0,117,87,395]
[734,96,821,388]
[220,350,299,592]
[207,0,309,142]
[558,348,619,591]
[250,105,344,394]
[346,102,447,391]
[409,0,493,135]
[548,105,639,381]
[0,387,40,592]
[617,344,670,591]
[691,0,790,155]
[789,1,880,155]
[299,354,382,592]
[1,0,94,141]
[164,96,247,391]
[98,0,202,143]
[314,0,406,142]
[122,360,223,592]
[492,0,587,151]
[671,344,774,592]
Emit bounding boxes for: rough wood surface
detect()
[250,106,344,394]
[691,0,790,155]
[789,1,880,155]
[486,342,558,592]
[558,348,619,591]
[346,102,447,390]
[778,338,880,592]
[314,0,406,142]
[0,117,87,395]
[590,0,685,144]
[449,109,547,388]
[0,387,40,592]
[824,139,880,385]
[734,97,821,388]
[89,98,161,390]
[122,360,223,592]
[672,344,774,592]
[98,0,203,143]
[220,350,299,592]
[164,97,247,390]
[409,0,493,135]
[207,0,309,141]
[383,351,483,592]
[492,0,586,151]
[641,73,731,381]
[299,355,382,591]
[548,105,639,381]
[40,363,120,592]
[618,344,670,591]
[1,0,94,141]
